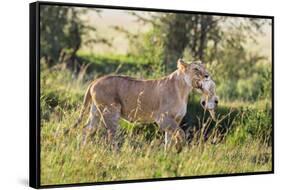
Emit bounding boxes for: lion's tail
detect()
[64,82,93,134]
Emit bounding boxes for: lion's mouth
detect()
[194,80,203,92]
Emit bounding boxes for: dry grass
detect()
[40,108,272,185]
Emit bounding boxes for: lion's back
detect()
[90,75,142,105]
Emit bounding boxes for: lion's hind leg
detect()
[99,104,122,150]
[82,104,101,145]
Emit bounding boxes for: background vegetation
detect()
[40,5,272,185]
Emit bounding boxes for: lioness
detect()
[70,59,218,151]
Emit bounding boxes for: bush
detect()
[227,105,272,145]
[40,63,85,121]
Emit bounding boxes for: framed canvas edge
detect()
[29,1,275,189]
[30,1,41,189]
[37,0,274,19]
[271,16,275,174]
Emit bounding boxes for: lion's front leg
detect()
[157,116,186,152]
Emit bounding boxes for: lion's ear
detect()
[177,58,188,71]
[193,60,206,66]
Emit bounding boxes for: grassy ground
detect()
[40,61,272,186]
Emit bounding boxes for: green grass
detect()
[40,60,272,186]
[41,124,271,185]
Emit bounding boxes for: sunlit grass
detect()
[40,61,272,186]
[41,112,272,185]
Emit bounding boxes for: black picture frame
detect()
[29,1,274,189]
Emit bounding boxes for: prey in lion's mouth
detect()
[198,78,219,120]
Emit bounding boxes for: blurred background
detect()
[40,5,272,102]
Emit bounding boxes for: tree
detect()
[40,5,107,71]
[159,14,222,67]
[118,12,269,72]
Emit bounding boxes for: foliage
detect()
[40,6,107,69]
[127,28,166,76]
[120,13,270,70]
[210,54,272,101]
[40,63,86,121]
[76,51,166,79]
[227,105,272,146]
